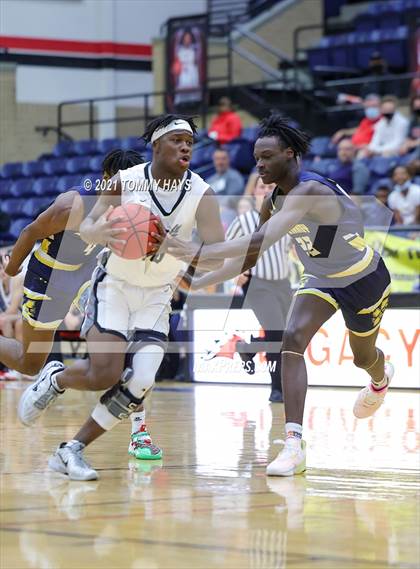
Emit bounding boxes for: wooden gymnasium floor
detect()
[0,382,419,569]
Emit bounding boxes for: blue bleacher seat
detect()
[52,140,76,158]
[120,136,147,152]
[307,49,328,69]
[380,27,408,68]
[22,197,53,218]
[368,156,398,178]
[0,179,11,198]
[1,162,23,179]
[224,140,254,173]
[398,149,419,166]
[97,138,121,154]
[242,126,259,142]
[44,158,68,176]
[66,157,92,174]
[309,137,331,158]
[80,172,101,189]
[22,161,46,178]
[9,178,35,198]
[33,177,58,196]
[9,218,31,239]
[197,164,216,180]
[307,159,337,177]
[355,14,376,32]
[89,156,103,172]
[369,178,392,194]
[379,11,403,30]
[1,199,26,216]
[73,139,99,156]
[195,128,208,142]
[56,175,82,193]
[190,143,216,169]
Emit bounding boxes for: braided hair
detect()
[102,149,144,177]
[258,113,310,158]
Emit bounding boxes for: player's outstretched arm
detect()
[79,173,125,250]
[4,191,84,277]
[185,185,314,289]
[169,184,312,266]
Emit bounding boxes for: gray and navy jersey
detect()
[271,170,379,287]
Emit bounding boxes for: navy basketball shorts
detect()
[22,269,90,330]
[296,258,391,336]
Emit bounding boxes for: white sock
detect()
[51,370,65,393]
[131,410,146,435]
[285,422,303,442]
[371,374,388,390]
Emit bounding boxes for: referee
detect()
[226,177,293,402]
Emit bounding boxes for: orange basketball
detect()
[108,204,162,260]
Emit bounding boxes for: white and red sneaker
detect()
[353,362,394,419]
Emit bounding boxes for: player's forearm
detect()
[194,255,253,288]
[6,227,37,275]
[192,257,224,271]
[199,232,264,261]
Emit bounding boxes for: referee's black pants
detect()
[242,276,293,391]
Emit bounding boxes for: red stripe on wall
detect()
[0,35,152,57]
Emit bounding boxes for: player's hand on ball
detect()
[148,218,168,256]
[82,206,127,252]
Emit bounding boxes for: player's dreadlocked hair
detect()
[102,149,144,177]
[258,113,310,158]
[142,114,198,143]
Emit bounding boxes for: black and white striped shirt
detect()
[226,209,290,281]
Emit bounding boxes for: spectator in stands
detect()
[208,97,242,144]
[329,138,370,194]
[332,94,381,150]
[360,52,390,98]
[365,96,409,158]
[388,166,420,225]
[360,185,395,226]
[236,196,253,216]
[399,95,420,157]
[375,185,391,208]
[207,148,244,197]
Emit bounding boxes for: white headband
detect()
[150,119,193,143]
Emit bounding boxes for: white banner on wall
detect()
[192,308,420,389]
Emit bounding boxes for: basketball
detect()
[108,203,162,260]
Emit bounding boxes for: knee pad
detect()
[91,329,167,431]
[123,329,167,398]
[100,382,145,420]
[92,380,145,430]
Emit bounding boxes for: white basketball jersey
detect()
[105,162,209,287]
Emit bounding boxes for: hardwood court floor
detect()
[0,382,418,569]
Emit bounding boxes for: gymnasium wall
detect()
[0,0,206,161]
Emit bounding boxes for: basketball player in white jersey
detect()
[18,115,225,480]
